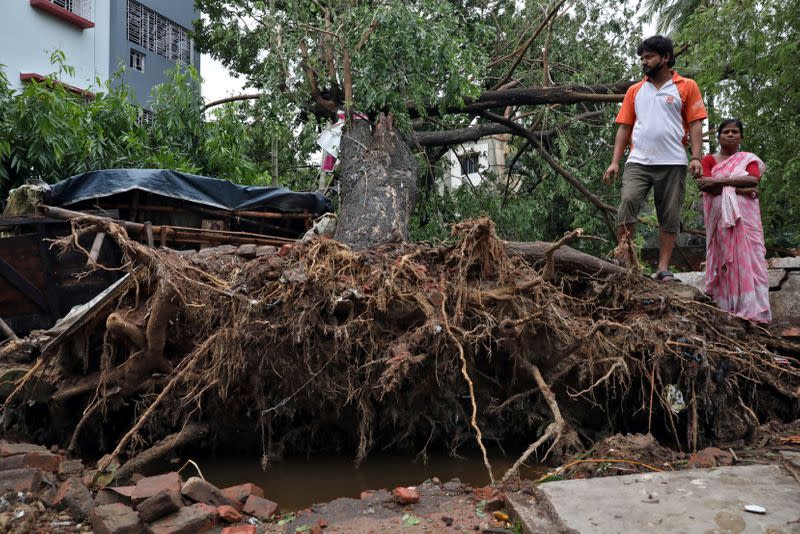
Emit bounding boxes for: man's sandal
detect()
[652,270,677,282]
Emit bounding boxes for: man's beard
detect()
[644,60,666,78]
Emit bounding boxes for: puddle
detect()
[187,452,543,511]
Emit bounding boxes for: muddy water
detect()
[193,453,544,511]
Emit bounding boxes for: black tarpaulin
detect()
[47,169,332,215]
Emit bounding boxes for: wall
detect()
[0,1,110,92]
[444,137,509,190]
[674,256,800,328]
[109,0,201,106]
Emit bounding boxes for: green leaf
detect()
[402,514,421,526]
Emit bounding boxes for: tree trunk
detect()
[334,115,419,249]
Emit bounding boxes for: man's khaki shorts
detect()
[615,163,687,233]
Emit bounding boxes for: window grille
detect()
[459,153,480,175]
[136,108,154,126]
[129,49,145,72]
[49,0,92,20]
[127,0,193,67]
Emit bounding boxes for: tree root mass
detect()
[2,217,799,482]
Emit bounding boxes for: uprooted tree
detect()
[2,0,798,485]
[1,216,798,484]
[195,0,642,248]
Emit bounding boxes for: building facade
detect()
[0,0,200,105]
[444,135,510,190]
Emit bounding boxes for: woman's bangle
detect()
[690,156,702,162]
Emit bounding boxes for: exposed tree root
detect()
[0,216,798,485]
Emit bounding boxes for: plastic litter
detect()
[744,504,766,514]
[664,384,686,414]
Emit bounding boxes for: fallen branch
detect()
[115,422,209,482]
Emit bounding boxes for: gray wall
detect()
[109,0,201,107]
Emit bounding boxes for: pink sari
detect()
[703,151,771,323]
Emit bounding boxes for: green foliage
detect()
[409,1,641,254]
[679,0,800,247]
[0,53,309,205]
[194,0,487,121]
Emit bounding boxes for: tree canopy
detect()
[0,0,797,252]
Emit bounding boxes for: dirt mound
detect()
[1,217,799,486]
[557,433,683,479]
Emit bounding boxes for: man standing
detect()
[603,35,707,281]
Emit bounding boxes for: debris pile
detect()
[0,439,284,533]
[1,216,798,486]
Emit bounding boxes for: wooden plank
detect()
[131,190,141,223]
[87,232,106,266]
[42,206,297,246]
[37,223,61,321]
[42,272,134,356]
[0,257,48,312]
[144,222,154,248]
[0,317,18,340]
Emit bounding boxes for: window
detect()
[136,108,154,126]
[127,0,193,67]
[458,153,480,175]
[49,0,91,19]
[129,49,145,72]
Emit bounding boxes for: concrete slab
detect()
[510,465,800,534]
[673,271,704,292]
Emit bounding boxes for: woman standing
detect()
[698,118,771,323]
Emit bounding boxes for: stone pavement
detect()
[508,464,800,534]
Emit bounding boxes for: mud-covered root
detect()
[2,215,799,478]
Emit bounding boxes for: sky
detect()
[200,54,246,103]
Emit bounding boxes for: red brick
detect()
[136,490,182,523]
[95,486,136,507]
[54,476,95,520]
[217,504,242,522]
[688,447,733,468]
[0,451,62,472]
[242,495,278,520]
[221,526,256,534]
[146,502,217,534]
[181,476,239,508]
[220,482,264,508]
[58,459,84,477]
[0,442,49,457]
[392,486,420,505]
[91,503,143,534]
[781,326,800,338]
[132,472,182,504]
[0,467,42,492]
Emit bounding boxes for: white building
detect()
[0,0,199,104]
[443,135,510,190]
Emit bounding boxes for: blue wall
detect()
[109,0,201,107]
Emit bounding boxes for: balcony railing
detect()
[30,0,94,29]
[50,0,92,20]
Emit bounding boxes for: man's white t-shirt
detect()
[616,71,708,165]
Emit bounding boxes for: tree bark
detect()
[504,241,624,277]
[334,115,419,249]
